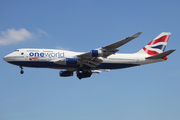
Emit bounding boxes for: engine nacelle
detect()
[90,50,103,57]
[66,58,78,65]
[59,71,73,77]
[90,48,119,58]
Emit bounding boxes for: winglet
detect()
[146,49,176,60]
[132,32,142,38]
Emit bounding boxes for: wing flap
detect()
[82,58,103,68]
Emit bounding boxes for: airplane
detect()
[3,32,176,79]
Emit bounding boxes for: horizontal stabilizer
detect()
[146,49,176,59]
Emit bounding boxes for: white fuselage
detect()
[3,48,164,70]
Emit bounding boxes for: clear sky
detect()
[0,0,180,120]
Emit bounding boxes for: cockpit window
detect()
[15,50,19,52]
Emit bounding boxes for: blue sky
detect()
[0,0,180,120]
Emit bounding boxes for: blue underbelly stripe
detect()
[8,61,139,69]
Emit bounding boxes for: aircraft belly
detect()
[8,61,139,70]
[96,63,139,69]
[8,61,79,69]
[99,58,139,69]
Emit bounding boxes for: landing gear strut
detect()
[20,66,24,74]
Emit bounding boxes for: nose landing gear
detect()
[20,66,24,74]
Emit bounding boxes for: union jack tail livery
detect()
[137,32,171,55]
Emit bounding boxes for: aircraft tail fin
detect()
[136,32,171,56]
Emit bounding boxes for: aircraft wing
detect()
[77,32,142,68]
[78,32,142,59]
[102,32,142,50]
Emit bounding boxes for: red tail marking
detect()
[163,56,168,60]
[147,35,169,45]
[153,35,167,44]
[143,47,146,51]
[143,47,159,55]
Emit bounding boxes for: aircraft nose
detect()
[3,54,11,62]
[3,56,8,62]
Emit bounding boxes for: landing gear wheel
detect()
[76,70,92,79]
[20,70,24,74]
[77,73,82,80]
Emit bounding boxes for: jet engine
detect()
[90,49,119,58]
[59,71,73,77]
[90,50,103,57]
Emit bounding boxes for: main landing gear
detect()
[20,66,24,74]
[76,70,92,79]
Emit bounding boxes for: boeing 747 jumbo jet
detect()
[3,32,176,79]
